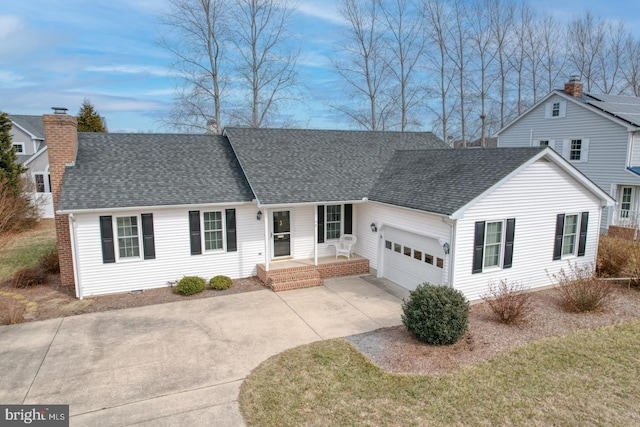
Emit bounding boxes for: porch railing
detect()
[611,208,640,229]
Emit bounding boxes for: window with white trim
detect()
[539,140,549,147]
[326,205,341,240]
[552,102,560,117]
[12,143,24,153]
[561,214,579,257]
[116,216,141,259]
[621,187,633,218]
[483,221,503,269]
[570,139,582,161]
[203,211,224,250]
[545,100,566,118]
[34,174,46,193]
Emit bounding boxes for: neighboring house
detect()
[497,77,640,234]
[9,115,53,218]
[453,137,498,148]
[44,112,613,302]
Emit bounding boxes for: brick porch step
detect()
[266,269,324,292]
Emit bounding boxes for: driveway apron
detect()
[0,276,404,426]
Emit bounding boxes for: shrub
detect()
[210,275,233,290]
[551,262,613,312]
[481,280,533,325]
[173,276,206,296]
[597,235,630,277]
[38,248,60,274]
[402,283,469,345]
[11,267,46,288]
[0,297,24,325]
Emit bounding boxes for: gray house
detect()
[497,77,640,234]
[9,115,53,218]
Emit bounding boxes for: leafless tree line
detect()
[334,0,640,145]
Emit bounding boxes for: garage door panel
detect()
[382,227,444,291]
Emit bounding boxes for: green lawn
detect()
[0,220,56,280]
[240,321,640,426]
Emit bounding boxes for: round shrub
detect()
[209,275,233,290]
[401,283,469,345]
[38,248,60,274]
[174,276,206,296]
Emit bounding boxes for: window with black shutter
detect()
[141,213,155,260]
[100,215,115,263]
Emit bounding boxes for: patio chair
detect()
[333,234,357,259]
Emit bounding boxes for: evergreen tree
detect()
[0,111,26,195]
[77,99,107,132]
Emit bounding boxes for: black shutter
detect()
[99,215,115,263]
[225,209,237,252]
[344,204,353,235]
[141,213,155,260]
[577,211,589,257]
[503,218,516,269]
[553,214,565,260]
[472,221,485,274]
[317,205,325,243]
[189,211,202,255]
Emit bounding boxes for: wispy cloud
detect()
[85,65,177,77]
[297,1,345,25]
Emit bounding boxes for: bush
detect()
[481,280,533,325]
[210,275,233,290]
[11,267,46,288]
[551,262,613,312]
[173,276,206,296]
[38,248,60,274]
[0,297,24,325]
[401,283,469,345]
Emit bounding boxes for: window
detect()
[553,212,588,260]
[403,246,411,257]
[425,254,434,264]
[472,219,516,274]
[203,211,223,250]
[436,258,444,268]
[385,240,392,250]
[570,139,582,161]
[483,221,503,269]
[99,214,155,263]
[116,216,140,259]
[545,101,566,118]
[12,143,24,153]
[551,102,560,117]
[326,205,341,240]
[539,140,549,147]
[34,174,46,193]
[189,209,237,255]
[394,243,401,253]
[413,250,422,261]
[621,187,633,218]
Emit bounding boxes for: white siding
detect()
[355,202,451,283]
[73,205,264,297]
[452,159,603,301]
[499,93,640,230]
[630,133,640,166]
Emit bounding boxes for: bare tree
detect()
[566,11,607,92]
[160,0,227,132]
[230,0,300,128]
[595,21,630,94]
[421,0,456,144]
[446,0,471,146]
[333,0,391,130]
[488,0,515,129]
[380,0,426,131]
[539,13,566,94]
[622,36,640,96]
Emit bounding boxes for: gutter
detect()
[69,213,83,300]
[57,200,256,215]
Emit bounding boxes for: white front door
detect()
[272,211,291,258]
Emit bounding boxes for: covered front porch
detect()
[257,255,370,291]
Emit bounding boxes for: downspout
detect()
[69,213,82,300]
[529,129,533,147]
[264,207,270,272]
[448,219,456,289]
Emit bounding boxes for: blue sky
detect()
[1,0,638,132]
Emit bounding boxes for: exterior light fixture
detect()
[257,211,262,221]
[370,223,377,232]
[442,242,450,254]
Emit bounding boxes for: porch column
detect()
[264,207,270,272]
[314,205,318,266]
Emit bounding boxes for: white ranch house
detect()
[44,112,613,301]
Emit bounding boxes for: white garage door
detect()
[381,227,444,291]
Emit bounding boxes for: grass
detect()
[240,321,640,426]
[0,220,56,280]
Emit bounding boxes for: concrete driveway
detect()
[0,275,406,426]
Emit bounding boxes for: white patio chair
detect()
[333,234,357,259]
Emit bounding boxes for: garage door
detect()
[381,227,444,291]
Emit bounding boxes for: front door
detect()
[273,211,291,258]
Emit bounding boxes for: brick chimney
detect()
[43,108,78,288]
[564,75,583,98]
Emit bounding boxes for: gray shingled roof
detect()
[225,127,447,205]
[10,115,45,139]
[369,147,545,215]
[58,133,254,211]
[583,93,640,127]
